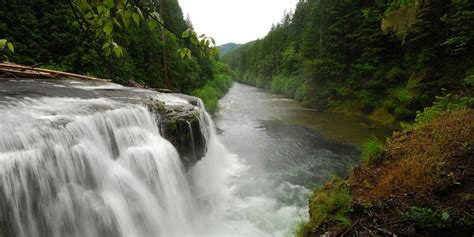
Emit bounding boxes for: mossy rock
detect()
[146,98,209,169]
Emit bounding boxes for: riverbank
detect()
[296,96,474,236]
[232,79,402,128]
[190,62,233,114]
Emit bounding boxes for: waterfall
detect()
[0,84,309,237]
[0,97,199,237]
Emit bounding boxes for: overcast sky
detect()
[178,0,299,45]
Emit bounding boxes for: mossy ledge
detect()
[297,109,474,236]
[146,95,209,169]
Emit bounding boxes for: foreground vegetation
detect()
[295,95,474,236]
[224,0,473,125]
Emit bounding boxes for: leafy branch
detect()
[0,39,14,61]
[69,0,219,59]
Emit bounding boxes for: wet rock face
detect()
[0,78,210,169]
[146,97,209,169]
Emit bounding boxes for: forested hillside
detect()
[224,0,473,124]
[0,0,232,110]
[218,43,241,57]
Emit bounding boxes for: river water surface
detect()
[0,80,391,237]
[209,83,391,235]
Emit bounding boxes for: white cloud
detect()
[178,0,299,45]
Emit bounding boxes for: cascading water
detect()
[1,80,348,237]
[0,97,201,236]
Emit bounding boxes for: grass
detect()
[352,109,474,200]
[304,178,353,234]
[290,220,311,237]
[360,137,384,165]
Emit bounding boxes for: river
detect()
[0,79,391,237]
[206,82,391,235]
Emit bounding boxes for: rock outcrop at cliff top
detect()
[0,78,209,168]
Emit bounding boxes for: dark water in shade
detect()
[209,83,392,235]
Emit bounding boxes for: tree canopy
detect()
[0,0,223,94]
[224,0,474,124]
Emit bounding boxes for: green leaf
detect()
[114,45,123,57]
[180,48,187,59]
[104,47,111,56]
[84,12,94,19]
[7,42,14,52]
[182,30,190,38]
[103,22,113,35]
[97,5,104,14]
[190,36,198,45]
[102,42,110,49]
[0,39,6,49]
[179,48,192,59]
[147,19,157,30]
[104,8,110,17]
[135,7,144,19]
[113,18,122,29]
[210,37,216,46]
[104,0,114,8]
[122,12,130,28]
[186,49,191,59]
[132,13,140,25]
[150,11,160,19]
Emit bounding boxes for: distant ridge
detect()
[218,43,242,57]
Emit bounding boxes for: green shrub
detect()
[465,75,474,87]
[392,87,413,104]
[358,89,378,112]
[349,63,376,81]
[403,207,451,229]
[414,95,474,125]
[191,62,234,113]
[295,83,308,102]
[385,0,415,15]
[191,85,220,113]
[307,178,353,232]
[270,74,287,94]
[270,74,308,101]
[386,67,406,83]
[290,220,311,237]
[285,78,299,98]
[394,106,414,120]
[360,137,384,165]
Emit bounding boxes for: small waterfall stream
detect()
[0,96,206,236]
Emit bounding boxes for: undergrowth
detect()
[360,137,384,165]
[305,178,353,233]
[191,62,233,113]
[402,206,451,229]
[401,94,474,130]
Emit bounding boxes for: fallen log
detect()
[0,63,111,82]
[0,67,55,78]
